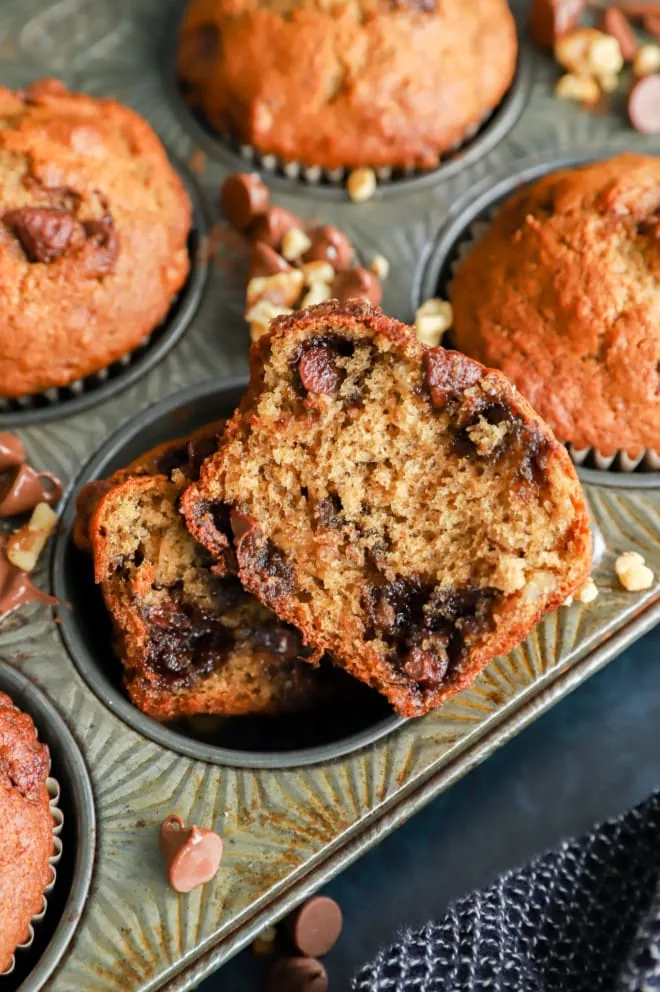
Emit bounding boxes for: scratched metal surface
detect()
[0,0,658,989]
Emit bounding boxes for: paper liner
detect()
[445,213,659,475]
[1,777,64,977]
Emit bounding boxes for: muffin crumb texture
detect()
[183,302,592,717]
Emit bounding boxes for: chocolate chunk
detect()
[250,206,302,250]
[249,241,291,280]
[302,225,354,270]
[251,623,301,660]
[230,509,258,545]
[529,0,586,49]
[402,642,449,687]
[315,493,344,529]
[644,13,660,38]
[332,268,382,306]
[628,75,660,133]
[194,22,221,60]
[221,173,270,232]
[599,7,638,60]
[298,346,342,394]
[267,957,328,992]
[0,433,25,471]
[425,349,484,409]
[83,219,119,274]
[159,814,223,893]
[255,541,294,595]
[288,896,343,957]
[4,207,76,263]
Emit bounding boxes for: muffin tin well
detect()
[0,162,209,428]
[413,148,660,487]
[163,12,534,201]
[0,662,94,992]
[52,380,402,769]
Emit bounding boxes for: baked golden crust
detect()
[177,0,518,169]
[182,301,592,718]
[451,153,660,456]
[0,692,52,974]
[0,78,192,397]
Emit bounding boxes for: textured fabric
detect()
[351,792,660,992]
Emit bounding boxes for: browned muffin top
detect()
[451,153,660,457]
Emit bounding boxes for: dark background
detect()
[200,624,660,990]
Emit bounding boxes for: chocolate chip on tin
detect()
[250,206,302,251]
[221,172,270,232]
[267,957,328,992]
[529,0,587,49]
[600,7,638,60]
[288,895,343,957]
[302,226,354,270]
[0,465,62,518]
[0,433,25,471]
[332,267,382,306]
[159,814,223,893]
[628,73,660,132]
[249,242,292,280]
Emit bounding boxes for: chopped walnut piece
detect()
[246,300,294,342]
[6,502,58,572]
[575,577,599,603]
[634,44,660,77]
[281,227,312,262]
[370,254,390,280]
[555,73,601,105]
[414,298,453,347]
[246,269,304,310]
[615,551,655,591]
[347,167,377,203]
[301,260,335,286]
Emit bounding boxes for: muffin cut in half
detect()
[87,438,355,721]
[182,302,592,718]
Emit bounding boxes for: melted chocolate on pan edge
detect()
[0,536,58,620]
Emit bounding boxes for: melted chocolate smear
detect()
[0,537,58,620]
[144,602,233,686]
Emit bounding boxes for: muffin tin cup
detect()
[0,160,209,428]
[52,378,404,770]
[3,777,64,978]
[0,661,95,992]
[413,147,660,487]
[165,17,534,200]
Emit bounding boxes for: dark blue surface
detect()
[201,626,660,991]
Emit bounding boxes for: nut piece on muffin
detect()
[177,0,518,171]
[0,79,192,398]
[0,692,53,974]
[182,301,592,718]
[451,153,660,458]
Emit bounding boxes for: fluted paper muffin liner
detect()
[444,214,659,475]
[1,776,63,977]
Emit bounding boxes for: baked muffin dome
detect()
[0,692,53,974]
[0,79,192,398]
[177,0,518,170]
[451,154,660,457]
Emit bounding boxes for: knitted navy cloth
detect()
[351,792,660,992]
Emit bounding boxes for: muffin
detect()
[0,692,53,974]
[182,301,591,718]
[451,153,660,457]
[0,78,192,398]
[177,0,518,171]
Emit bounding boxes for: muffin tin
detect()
[1,0,658,989]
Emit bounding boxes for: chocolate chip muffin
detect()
[84,431,358,720]
[451,153,660,457]
[177,0,518,170]
[182,301,591,718]
[0,78,192,398]
[0,693,53,974]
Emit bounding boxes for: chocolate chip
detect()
[267,957,328,992]
[644,12,660,38]
[599,7,638,60]
[529,0,586,49]
[298,346,342,394]
[221,173,270,232]
[315,493,344,529]
[249,241,291,280]
[288,896,343,957]
[425,349,484,410]
[0,433,25,471]
[251,623,301,660]
[302,225,354,270]
[402,641,449,688]
[249,205,301,249]
[194,22,221,60]
[629,74,660,133]
[83,219,119,274]
[255,541,294,595]
[332,268,382,306]
[4,207,76,263]
[230,509,258,544]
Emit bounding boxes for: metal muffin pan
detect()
[0,161,209,428]
[0,0,658,989]
[53,379,402,769]
[163,1,534,200]
[0,662,95,992]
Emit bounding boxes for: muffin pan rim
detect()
[162,12,535,201]
[412,144,660,489]
[0,660,95,992]
[0,157,210,429]
[51,377,406,770]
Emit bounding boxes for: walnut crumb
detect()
[615,551,654,592]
